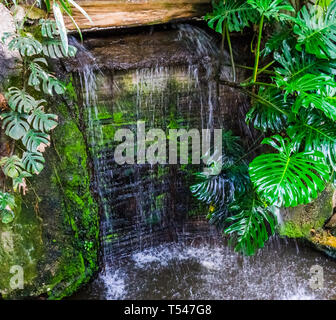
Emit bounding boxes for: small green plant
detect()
[0,1,91,223]
[193,0,336,255]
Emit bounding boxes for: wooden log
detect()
[63,0,211,31]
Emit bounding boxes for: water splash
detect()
[98,241,336,300]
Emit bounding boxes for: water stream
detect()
[76,239,336,300]
[67,24,336,300]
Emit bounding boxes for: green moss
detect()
[0,196,45,298]
[280,186,334,239]
[45,104,99,299]
[280,221,313,238]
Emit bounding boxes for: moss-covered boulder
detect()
[280,185,336,259]
[0,103,99,299]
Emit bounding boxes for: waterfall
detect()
[69,24,269,300]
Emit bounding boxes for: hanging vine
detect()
[0,0,91,223]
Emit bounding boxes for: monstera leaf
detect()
[40,19,60,38]
[191,131,250,206]
[0,192,15,210]
[1,111,29,140]
[246,87,289,132]
[287,110,336,171]
[22,129,50,153]
[191,163,250,207]
[247,0,294,20]
[12,171,32,193]
[7,34,43,56]
[28,107,58,132]
[0,156,24,179]
[0,191,15,223]
[6,87,45,113]
[224,195,277,255]
[205,0,258,33]
[28,58,49,87]
[42,77,65,95]
[280,73,335,97]
[274,42,320,84]
[42,38,77,58]
[294,1,336,59]
[262,28,293,56]
[22,151,45,174]
[28,58,66,95]
[294,86,336,121]
[249,135,330,207]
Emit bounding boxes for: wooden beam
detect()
[63,0,211,31]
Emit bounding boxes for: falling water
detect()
[68,25,336,300]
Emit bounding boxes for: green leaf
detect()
[0,156,24,178]
[274,41,336,78]
[262,27,293,56]
[12,171,32,192]
[191,163,250,207]
[0,192,16,211]
[204,0,258,33]
[287,110,336,172]
[40,19,60,38]
[249,135,330,207]
[53,1,68,56]
[1,111,30,140]
[7,34,42,56]
[191,131,250,204]
[246,87,289,132]
[22,151,45,174]
[44,0,51,12]
[274,41,320,85]
[294,1,336,59]
[0,187,18,223]
[294,85,336,121]
[42,76,66,95]
[28,58,66,94]
[22,129,50,153]
[28,58,49,87]
[0,209,15,224]
[27,107,58,132]
[224,195,277,255]
[280,73,336,100]
[6,87,45,113]
[247,0,294,21]
[42,38,77,58]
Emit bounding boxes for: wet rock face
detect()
[0,4,21,87]
[67,24,254,260]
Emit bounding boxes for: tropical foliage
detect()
[193,0,336,254]
[0,0,89,223]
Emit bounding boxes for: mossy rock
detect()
[0,102,99,299]
[279,185,335,239]
[279,185,336,260]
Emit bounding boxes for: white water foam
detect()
[99,242,336,300]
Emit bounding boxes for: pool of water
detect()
[75,239,336,300]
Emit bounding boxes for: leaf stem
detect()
[241,81,277,88]
[226,26,236,82]
[216,78,289,116]
[252,14,265,83]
